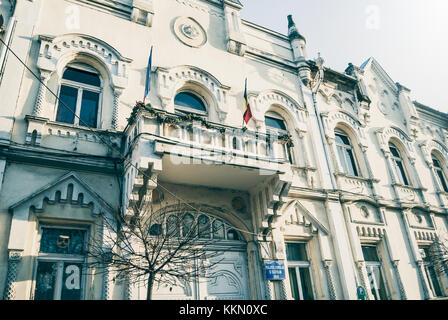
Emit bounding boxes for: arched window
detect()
[55,64,101,128]
[265,111,294,164]
[174,91,207,115]
[265,111,287,131]
[335,129,359,177]
[432,155,448,192]
[389,143,409,186]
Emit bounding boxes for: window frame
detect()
[31,224,89,300]
[264,111,294,164]
[285,241,315,300]
[361,244,389,300]
[419,246,444,298]
[432,155,448,193]
[55,64,103,129]
[334,129,360,177]
[389,143,410,186]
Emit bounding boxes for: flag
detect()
[243,78,252,124]
[143,46,153,103]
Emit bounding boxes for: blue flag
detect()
[144,46,153,102]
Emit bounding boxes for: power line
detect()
[0,37,262,237]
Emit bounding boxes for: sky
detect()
[240,0,448,113]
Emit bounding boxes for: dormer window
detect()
[55,64,101,128]
[174,91,207,115]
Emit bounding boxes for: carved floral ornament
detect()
[249,90,308,131]
[156,65,230,120]
[420,139,448,165]
[321,110,367,146]
[173,17,207,48]
[36,34,132,89]
[376,126,415,157]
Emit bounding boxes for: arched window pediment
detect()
[37,34,132,89]
[376,126,414,156]
[323,110,366,145]
[156,65,231,121]
[253,90,307,131]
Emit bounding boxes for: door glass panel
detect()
[345,148,358,176]
[288,267,300,300]
[299,267,314,300]
[367,265,387,300]
[337,146,348,173]
[63,67,101,87]
[79,90,99,128]
[286,243,308,261]
[212,220,225,239]
[56,85,78,125]
[61,262,83,300]
[34,261,58,300]
[361,246,380,262]
[40,228,86,255]
[427,266,443,297]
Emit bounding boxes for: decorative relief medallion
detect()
[174,17,207,48]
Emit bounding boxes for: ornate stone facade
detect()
[0,0,447,300]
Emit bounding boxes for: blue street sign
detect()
[357,286,367,300]
[264,260,286,280]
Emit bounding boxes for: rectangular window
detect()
[35,261,83,300]
[286,242,314,300]
[34,227,87,300]
[361,245,388,300]
[420,247,444,297]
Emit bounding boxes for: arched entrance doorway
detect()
[147,210,251,300]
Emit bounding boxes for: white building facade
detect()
[0,0,447,300]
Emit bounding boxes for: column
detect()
[355,261,371,300]
[408,157,427,203]
[392,260,407,300]
[279,280,288,300]
[323,260,337,300]
[295,128,310,167]
[3,250,23,300]
[112,89,123,130]
[360,145,379,198]
[401,210,431,299]
[417,261,431,300]
[102,264,111,300]
[32,70,51,117]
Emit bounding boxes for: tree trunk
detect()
[146,273,154,300]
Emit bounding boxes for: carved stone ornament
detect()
[174,17,207,48]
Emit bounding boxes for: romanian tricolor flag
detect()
[243,78,252,125]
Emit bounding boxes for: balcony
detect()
[126,106,292,190]
[20,115,122,172]
[335,173,374,199]
[437,191,448,209]
[124,105,293,225]
[393,183,425,205]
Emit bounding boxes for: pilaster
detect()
[3,250,23,300]
[223,0,246,56]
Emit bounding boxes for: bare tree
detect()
[429,236,448,276]
[87,201,228,300]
